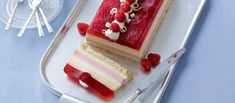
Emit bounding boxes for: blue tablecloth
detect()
[0,0,235,103]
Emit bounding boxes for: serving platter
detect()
[40,0,207,103]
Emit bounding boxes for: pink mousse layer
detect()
[73,49,126,85]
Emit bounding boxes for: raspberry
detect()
[64,66,114,97]
[148,53,161,67]
[110,23,120,32]
[115,11,126,22]
[64,64,74,75]
[120,2,131,12]
[64,64,82,79]
[77,22,89,36]
[79,72,92,83]
[126,0,135,4]
[140,59,152,73]
[79,72,114,97]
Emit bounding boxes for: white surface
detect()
[43,0,204,102]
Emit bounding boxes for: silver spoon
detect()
[38,6,53,33]
[29,0,44,37]
[5,0,24,31]
[17,0,42,37]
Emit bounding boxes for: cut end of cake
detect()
[86,35,143,62]
[79,42,133,80]
[64,42,133,97]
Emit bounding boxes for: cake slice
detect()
[86,0,172,62]
[64,42,132,98]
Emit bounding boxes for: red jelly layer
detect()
[64,64,114,100]
[88,0,163,50]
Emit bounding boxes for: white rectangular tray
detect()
[40,0,207,103]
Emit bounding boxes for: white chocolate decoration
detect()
[120,0,125,3]
[105,22,111,28]
[110,8,118,15]
[113,20,126,32]
[105,29,120,41]
[130,13,135,18]
[103,0,140,41]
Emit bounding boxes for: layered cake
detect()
[86,0,172,61]
[64,43,132,99]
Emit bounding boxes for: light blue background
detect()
[0,0,234,103]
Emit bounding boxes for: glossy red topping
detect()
[126,0,135,4]
[148,53,161,67]
[110,23,120,32]
[120,2,131,12]
[115,11,126,22]
[88,0,164,50]
[141,59,152,73]
[79,72,114,97]
[77,23,89,36]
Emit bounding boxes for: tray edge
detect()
[154,0,207,103]
[39,0,208,102]
[40,0,86,97]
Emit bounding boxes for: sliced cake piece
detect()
[64,42,132,98]
[86,0,172,62]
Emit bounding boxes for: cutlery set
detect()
[5,0,53,37]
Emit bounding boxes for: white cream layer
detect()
[68,44,132,91]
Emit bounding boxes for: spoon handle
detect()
[35,9,44,37]
[5,3,19,31]
[124,89,142,103]
[39,7,53,33]
[17,8,36,37]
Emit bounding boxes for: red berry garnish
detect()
[79,72,92,82]
[64,64,82,79]
[120,2,131,12]
[126,0,135,4]
[79,72,114,97]
[77,22,89,36]
[110,23,120,32]
[140,59,152,73]
[115,11,126,22]
[148,53,161,67]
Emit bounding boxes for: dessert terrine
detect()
[64,43,132,100]
[86,0,172,62]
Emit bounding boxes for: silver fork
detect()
[5,0,24,31]
[17,0,42,37]
[29,0,44,37]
